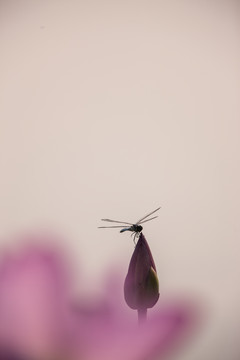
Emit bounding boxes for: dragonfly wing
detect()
[98,225,129,229]
[101,218,133,225]
[136,207,161,224]
[138,215,158,224]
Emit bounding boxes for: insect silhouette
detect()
[98,207,161,241]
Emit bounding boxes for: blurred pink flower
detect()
[0,236,199,360]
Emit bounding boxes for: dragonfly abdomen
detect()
[120,227,131,233]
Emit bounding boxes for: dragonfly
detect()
[98,207,161,240]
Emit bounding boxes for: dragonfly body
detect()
[98,207,160,240]
[120,224,143,234]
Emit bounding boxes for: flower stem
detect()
[138,308,147,325]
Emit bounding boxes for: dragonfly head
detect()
[133,224,143,233]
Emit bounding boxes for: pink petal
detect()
[0,242,70,359]
[72,296,199,360]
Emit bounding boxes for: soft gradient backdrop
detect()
[1,0,239,359]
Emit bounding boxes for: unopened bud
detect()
[124,233,159,310]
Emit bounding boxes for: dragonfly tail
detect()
[120,227,131,233]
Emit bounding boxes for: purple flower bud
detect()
[124,233,159,310]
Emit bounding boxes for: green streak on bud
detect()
[144,266,159,308]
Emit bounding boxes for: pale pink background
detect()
[0,1,239,359]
